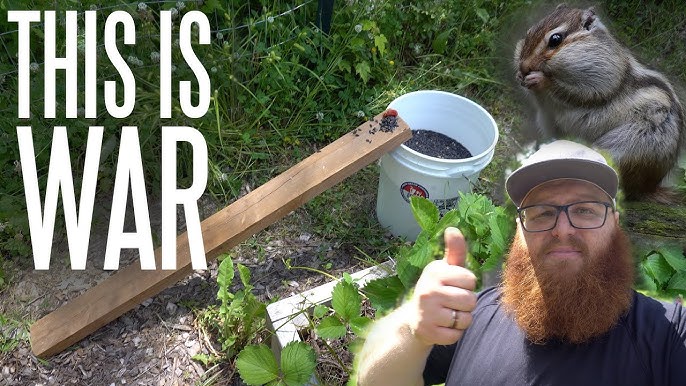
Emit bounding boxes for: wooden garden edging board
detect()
[30,113,411,358]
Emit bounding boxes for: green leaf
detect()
[337,59,352,73]
[236,344,279,386]
[313,304,329,319]
[667,271,686,291]
[354,61,371,83]
[659,246,686,272]
[332,280,361,322]
[476,8,490,23]
[217,255,235,304]
[238,263,252,288]
[374,34,388,56]
[433,209,461,240]
[639,264,658,291]
[349,316,372,336]
[316,316,347,339]
[643,253,675,286]
[281,342,317,386]
[480,253,502,273]
[397,245,433,289]
[432,29,451,55]
[363,276,405,313]
[410,196,439,232]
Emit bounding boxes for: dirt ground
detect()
[0,183,384,386]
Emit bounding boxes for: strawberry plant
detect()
[639,245,686,298]
[313,274,372,340]
[364,192,514,314]
[236,341,316,386]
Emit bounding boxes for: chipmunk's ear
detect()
[582,7,597,30]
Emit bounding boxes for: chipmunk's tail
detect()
[642,186,685,205]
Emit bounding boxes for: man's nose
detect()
[550,210,576,237]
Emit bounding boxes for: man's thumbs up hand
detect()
[405,227,478,347]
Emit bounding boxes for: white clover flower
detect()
[173,39,180,47]
[367,32,374,40]
[127,55,143,66]
[316,111,324,121]
[170,7,179,18]
[89,4,98,10]
[14,160,21,172]
[267,16,274,23]
[150,51,160,63]
[413,43,422,55]
[0,222,7,233]
[220,172,229,182]
[29,62,40,73]
[354,24,362,33]
[211,66,217,73]
[137,2,147,11]
[176,1,186,10]
[355,110,365,118]
[216,32,224,40]
[171,64,177,72]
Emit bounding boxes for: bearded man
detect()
[357,140,686,385]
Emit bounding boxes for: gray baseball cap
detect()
[506,140,618,207]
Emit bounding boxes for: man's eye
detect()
[572,205,598,216]
[532,210,556,220]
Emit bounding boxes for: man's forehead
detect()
[521,178,611,205]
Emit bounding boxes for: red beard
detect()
[501,227,634,344]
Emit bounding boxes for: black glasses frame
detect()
[517,200,614,232]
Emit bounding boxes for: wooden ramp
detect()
[30,113,411,358]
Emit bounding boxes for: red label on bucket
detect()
[400,182,429,203]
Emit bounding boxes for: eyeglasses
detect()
[517,201,614,232]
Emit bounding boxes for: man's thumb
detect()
[444,227,467,267]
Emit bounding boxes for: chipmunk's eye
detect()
[548,33,564,48]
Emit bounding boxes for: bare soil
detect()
[0,177,387,386]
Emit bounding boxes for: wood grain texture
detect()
[30,113,412,358]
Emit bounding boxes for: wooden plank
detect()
[30,113,412,358]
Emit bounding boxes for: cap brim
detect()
[506,158,618,207]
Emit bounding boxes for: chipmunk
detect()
[514,4,685,203]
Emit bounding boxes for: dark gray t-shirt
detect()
[423,287,686,385]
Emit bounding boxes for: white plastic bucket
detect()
[376,90,499,240]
